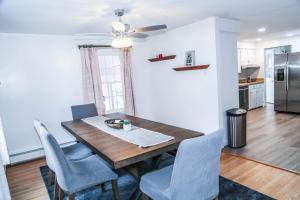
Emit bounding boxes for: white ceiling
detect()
[0,0,300,41]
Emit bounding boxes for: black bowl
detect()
[104,119,124,129]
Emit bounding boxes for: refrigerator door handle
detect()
[286,65,289,91]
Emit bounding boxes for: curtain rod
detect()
[78,45,112,49]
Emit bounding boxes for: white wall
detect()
[216,18,240,140]
[0,33,85,163]
[256,36,300,77]
[132,17,240,137]
[0,17,240,162]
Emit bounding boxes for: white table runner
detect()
[82,116,174,148]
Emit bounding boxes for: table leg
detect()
[126,164,143,200]
[126,153,174,200]
[151,155,162,169]
[167,149,177,156]
[130,187,142,200]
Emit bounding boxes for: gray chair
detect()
[34,120,93,162]
[71,103,98,120]
[45,132,120,200]
[140,129,225,200]
[33,120,93,194]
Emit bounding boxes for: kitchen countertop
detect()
[239,78,264,87]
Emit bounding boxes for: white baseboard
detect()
[9,140,76,164]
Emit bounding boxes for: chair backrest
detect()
[33,120,55,171]
[46,133,72,191]
[71,103,98,120]
[170,129,225,200]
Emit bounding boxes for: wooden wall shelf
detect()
[148,55,176,62]
[173,64,209,71]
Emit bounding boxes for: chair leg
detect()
[111,180,120,200]
[58,187,64,200]
[48,169,54,186]
[141,192,150,200]
[53,178,58,200]
[100,183,106,192]
[167,150,177,156]
[69,193,75,200]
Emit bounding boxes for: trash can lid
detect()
[227,108,247,116]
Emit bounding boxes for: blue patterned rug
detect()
[40,156,274,200]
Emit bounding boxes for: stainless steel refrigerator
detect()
[274,52,300,113]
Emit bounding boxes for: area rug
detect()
[40,162,274,200]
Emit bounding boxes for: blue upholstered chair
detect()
[140,129,225,200]
[71,103,98,120]
[46,133,120,200]
[34,120,93,164]
[33,120,93,199]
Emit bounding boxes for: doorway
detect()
[264,48,274,103]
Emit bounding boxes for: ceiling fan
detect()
[102,9,167,48]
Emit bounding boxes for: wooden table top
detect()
[61,113,204,169]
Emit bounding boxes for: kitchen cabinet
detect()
[240,49,249,66]
[256,87,264,107]
[248,84,264,110]
[247,49,256,65]
[249,87,256,109]
[237,48,257,69]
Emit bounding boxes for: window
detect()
[98,49,124,113]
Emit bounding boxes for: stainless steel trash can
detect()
[227,108,247,148]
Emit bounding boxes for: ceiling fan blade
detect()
[131,24,167,33]
[128,32,149,38]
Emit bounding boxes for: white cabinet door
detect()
[249,84,264,110]
[241,49,248,66]
[256,84,264,107]
[248,85,257,110]
[237,49,241,73]
[247,49,256,65]
[239,48,257,67]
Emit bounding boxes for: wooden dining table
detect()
[61,112,204,199]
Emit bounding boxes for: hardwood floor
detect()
[221,152,300,200]
[6,159,48,200]
[225,104,300,173]
[6,153,300,200]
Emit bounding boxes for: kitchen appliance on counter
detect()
[274,52,300,113]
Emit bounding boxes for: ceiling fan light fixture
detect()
[111,37,133,48]
[112,21,125,32]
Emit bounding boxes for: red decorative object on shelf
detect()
[148,55,176,62]
[173,64,209,71]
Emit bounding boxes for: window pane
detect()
[102,83,109,97]
[98,49,124,113]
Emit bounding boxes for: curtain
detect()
[121,48,135,115]
[80,47,105,115]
